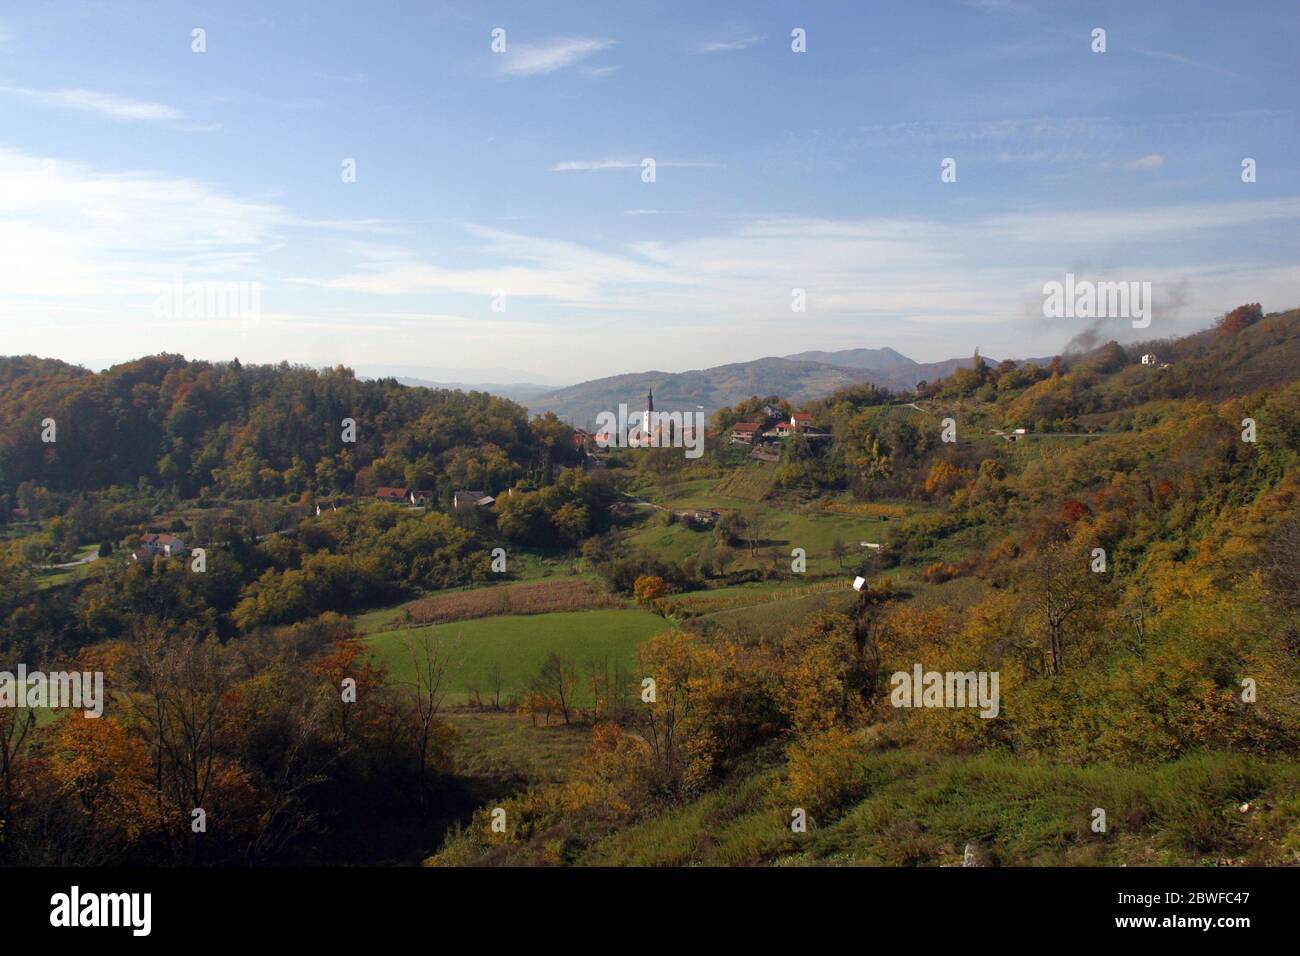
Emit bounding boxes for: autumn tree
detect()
[1020,538,1109,676]
[312,630,387,747]
[924,459,964,498]
[118,621,242,864]
[47,714,157,863]
[401,632,456,811]
[1218,302,1263,336]
[778,613,873,735]
[535,650,578,725]
[633,574,668,607]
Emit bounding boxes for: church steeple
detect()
[647,388,654,413]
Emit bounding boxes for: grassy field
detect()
[382,578,626,628]
[447,709,593,785]
[632,477,718,506]
[622,517,713,564]
[364,608,667,706]
[711,461,779,501]
[625,501,895,569]
[576,746,1300,867]
[500,549,585,582]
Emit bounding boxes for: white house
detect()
[134,532,187,562]
[1141,353,1158,366]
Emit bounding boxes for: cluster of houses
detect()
[129,484,498,565]
[371,487,497,509]
[375,487,434,506]
[730,407,828,458]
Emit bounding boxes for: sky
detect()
[0,0,1296,385]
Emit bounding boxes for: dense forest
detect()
[0,353,578,505]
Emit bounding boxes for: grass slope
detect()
[577,748,1300,867]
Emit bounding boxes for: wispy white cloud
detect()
[2,86,183,122]
[549,159,638,172]
[5,144,1296,375]
[497,37,615,77]
[549,159,722,173]
[1123,153,1166,170]
[692,35,763,54]
[0,148,283,298]
[983,197,1300,243]
[1132,45,1241,79]
[287,198,1300,371]
[774,111,1286,170]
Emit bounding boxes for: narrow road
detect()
[39,552,100,570]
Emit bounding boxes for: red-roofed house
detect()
[134,532,187,562]
[730,422,761,445]
[375,487,410,503]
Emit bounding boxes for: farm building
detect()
[453,490,496,509]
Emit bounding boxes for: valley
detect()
[1,304,1298,867]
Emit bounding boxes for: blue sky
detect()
[0,0,1296,383]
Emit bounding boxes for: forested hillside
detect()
[0,354,578,507]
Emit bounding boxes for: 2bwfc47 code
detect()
[1119,892,1251,906]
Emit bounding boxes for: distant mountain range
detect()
[391,378,555,405]
[522,348,1035,426]
[383,348,1060,426]
[522,357,872,426]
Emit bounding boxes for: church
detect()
[626,388,665,447]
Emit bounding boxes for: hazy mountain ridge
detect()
[526,357,879,425]
[783,346,916,372]
[524,349,1010,424]
[392,378,554,405]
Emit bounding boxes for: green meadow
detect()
[364,608,668,706]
